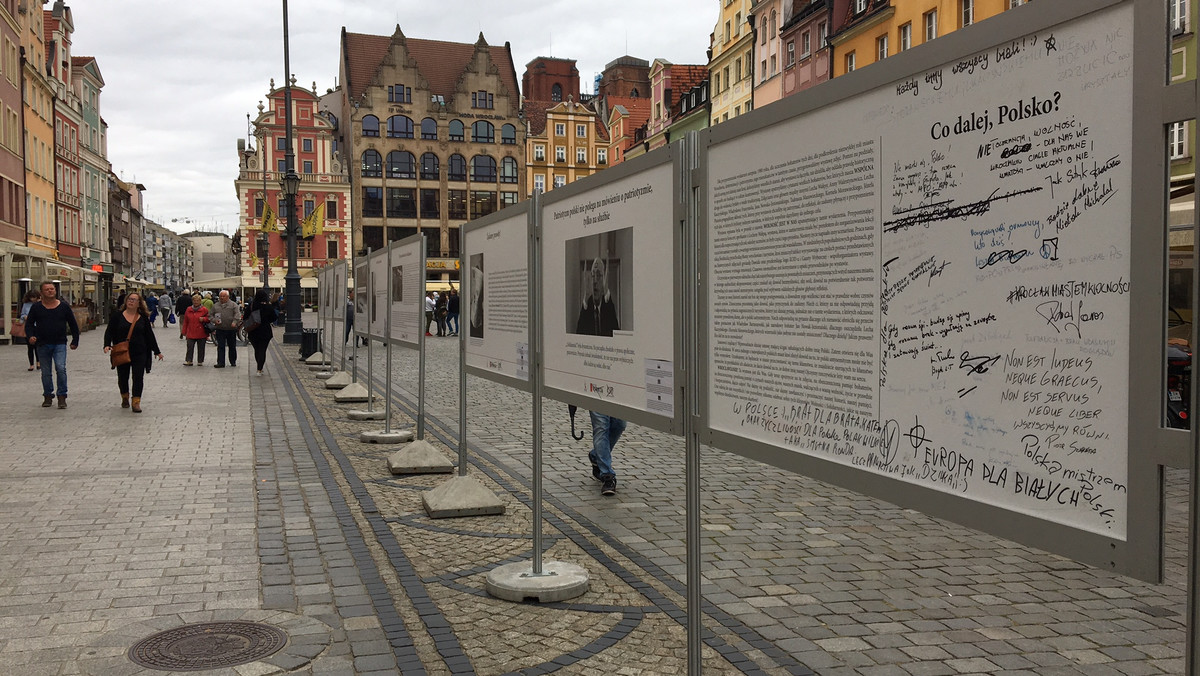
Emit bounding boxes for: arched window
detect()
[387,115,414,138]
[324,111,338,130]
[361,115,380,137]
[500,157,518,184]
[420,153,439,180]
[449,119,465,142]
[471,155,497,182]
[420,117,438,140]
[361,149,382,177]
[472,120,495,143]
[448,154,467,181]
[551,83,563,102]
[770,10,777,37]
[387,151,415,179]
[501,124,517,145]
[629,88,640,97]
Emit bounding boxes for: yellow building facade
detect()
[525,99,606,196]
[830,0,1019,78]
[20,4,55,257]
[709,0,756,125]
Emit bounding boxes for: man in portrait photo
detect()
[574,257,620,337]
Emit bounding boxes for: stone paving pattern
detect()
[0,316,1189,674]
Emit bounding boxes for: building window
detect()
[327,240,338,259]
[387,150,415,179]
[501,191,518,207]
[761,60,767,81]
[576,147,587,163]
[302,138,313,152]
[500,157,518,183]
[420,152,439,180]
[761,17,768,44]
[387,188,417,218]
[555,123,566,136]
[961,0,974,27]
[725,20,731,42]
[553,176,566,188]
[326,199,337,219]
[471,90,494,109]
[924,10,938,42]
[276,136,286,150]
[771,9,777,36]
[255,198,264,218]
[724,66,731,89]
[555,146,566,162]
[786,41,795,67]
[303,160,313,173]
[1008,0,1025,7]
[597,148,607,164]
[304,199,315,218]
[472,120,495,143]
[533,174,545,192]
[361,115,380,137]
[449,119,465,142]
[769,54,777,75]
[448,189,467,219]
[877,35,888,61]
[362,186,383,217]
[388,115,414,138]
[1170,122,1189,159]
[855,0,867,13]
[420,189,440,218]
[846,51,856,72]
[551,83,563,102]
[297,240,312,258]
[501,124,517,145]
[1171,0,1188,33]
[470,190,497,218]
[534,144,546,161]
[714,72,721,92]
[900,23,912,50]
[735,57,742,81]
[818,22,828,47]
[361,150,382,177]
[448,154,467,182]
[421,117,438,140]
[576,124,587,138]
[470,155,497,182]
[802,32,811,57]
[388,84,411,103]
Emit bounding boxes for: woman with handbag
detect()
[103,292,163,412]
[247,289,279,376]
[17,290,39,371]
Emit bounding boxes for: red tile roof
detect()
[667,65,708,111]
[343,29,519,106]
[523,99,553,136]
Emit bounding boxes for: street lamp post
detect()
[280,0,302,344]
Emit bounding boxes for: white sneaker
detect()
[256,370,263,376]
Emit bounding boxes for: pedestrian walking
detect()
[576,258,623,496]
[181,293,210,366]
[17,290,39,371]
[175,290,192,339]
[208,290,241,368]
[435,291,448,336]
[447,288,460,336]
[248,289,279,376]
[102,292,164,413]
[24,280,80,409]
[146,292,160,324]
[159,292,172,327]
[424,291,436,336]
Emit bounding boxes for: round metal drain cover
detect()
[127,621,288,671]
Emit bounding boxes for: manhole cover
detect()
[127,621,288,671]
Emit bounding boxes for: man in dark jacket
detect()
[174,290,192,339]
[25,280,80,408]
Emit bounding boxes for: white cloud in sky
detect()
[66,1,716,235]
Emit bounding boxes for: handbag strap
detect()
[125,316,138,341]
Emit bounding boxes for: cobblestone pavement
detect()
[0,316,1190,675]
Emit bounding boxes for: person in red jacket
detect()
[181,293,210,366]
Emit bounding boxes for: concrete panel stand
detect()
[305,352,330,366]
[485,560,589,603]
[334,382,370,403]
[314,370,336,380]
[361,428,415,444]
[422,474,505,518]
[324,371,353,389]
[348,408,386,421]
[387,440,453,474]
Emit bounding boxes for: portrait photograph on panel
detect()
[391,264,404,303]
[354,264,368,315]
[469,252,484,339]
[565,227,634,337]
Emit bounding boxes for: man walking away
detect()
[175,290,192,339]
[209,290,241,368]
[24,280,80,408]
[447,288,460,336]
[575,257,624,496]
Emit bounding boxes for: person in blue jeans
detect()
[24,281,80,409]
[589,413,625,496]
[574,256,625,496]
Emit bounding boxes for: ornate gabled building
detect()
[235,79,350,300]
[603,96,652,167]
[338,27,523,286]
[639,59,708,155]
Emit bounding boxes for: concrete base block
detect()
[485,560,589,603]
[361,428,415,444]
[305,352,330,365]
[387,440,453,474]
[324,372,353,389]
[422,474,506,518]
[309,364,333,372]
[348,408,386,420]
[334,382,371,403]
[314,371,335,380]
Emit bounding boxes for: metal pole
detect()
[417,235,427,440]
[340,263,348,373]
[530,193,544,574]
[458,242,468,475]
[281,0,302,344]
[682,134,702,676]
[384,245,393,434]
[364,251,374,411]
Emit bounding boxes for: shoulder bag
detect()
[110,316,138,369]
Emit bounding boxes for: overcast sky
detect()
[67,1,716,236]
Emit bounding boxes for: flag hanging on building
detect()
[300,202,325,238]
[260,203,278,233]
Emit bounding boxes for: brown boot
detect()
[131,397,141,413]
[41,395,52,408]
[57,396,67,409]
[121,394,130,409]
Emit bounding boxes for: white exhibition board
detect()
[368,249,388,340]
[542,159,677,422]
[353,260,368,333]
[464,211,530,385]
[705,5,1133,539]
[388,237,423,348]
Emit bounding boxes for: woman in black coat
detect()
[103,292,163,412]
[248,289,279,376]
